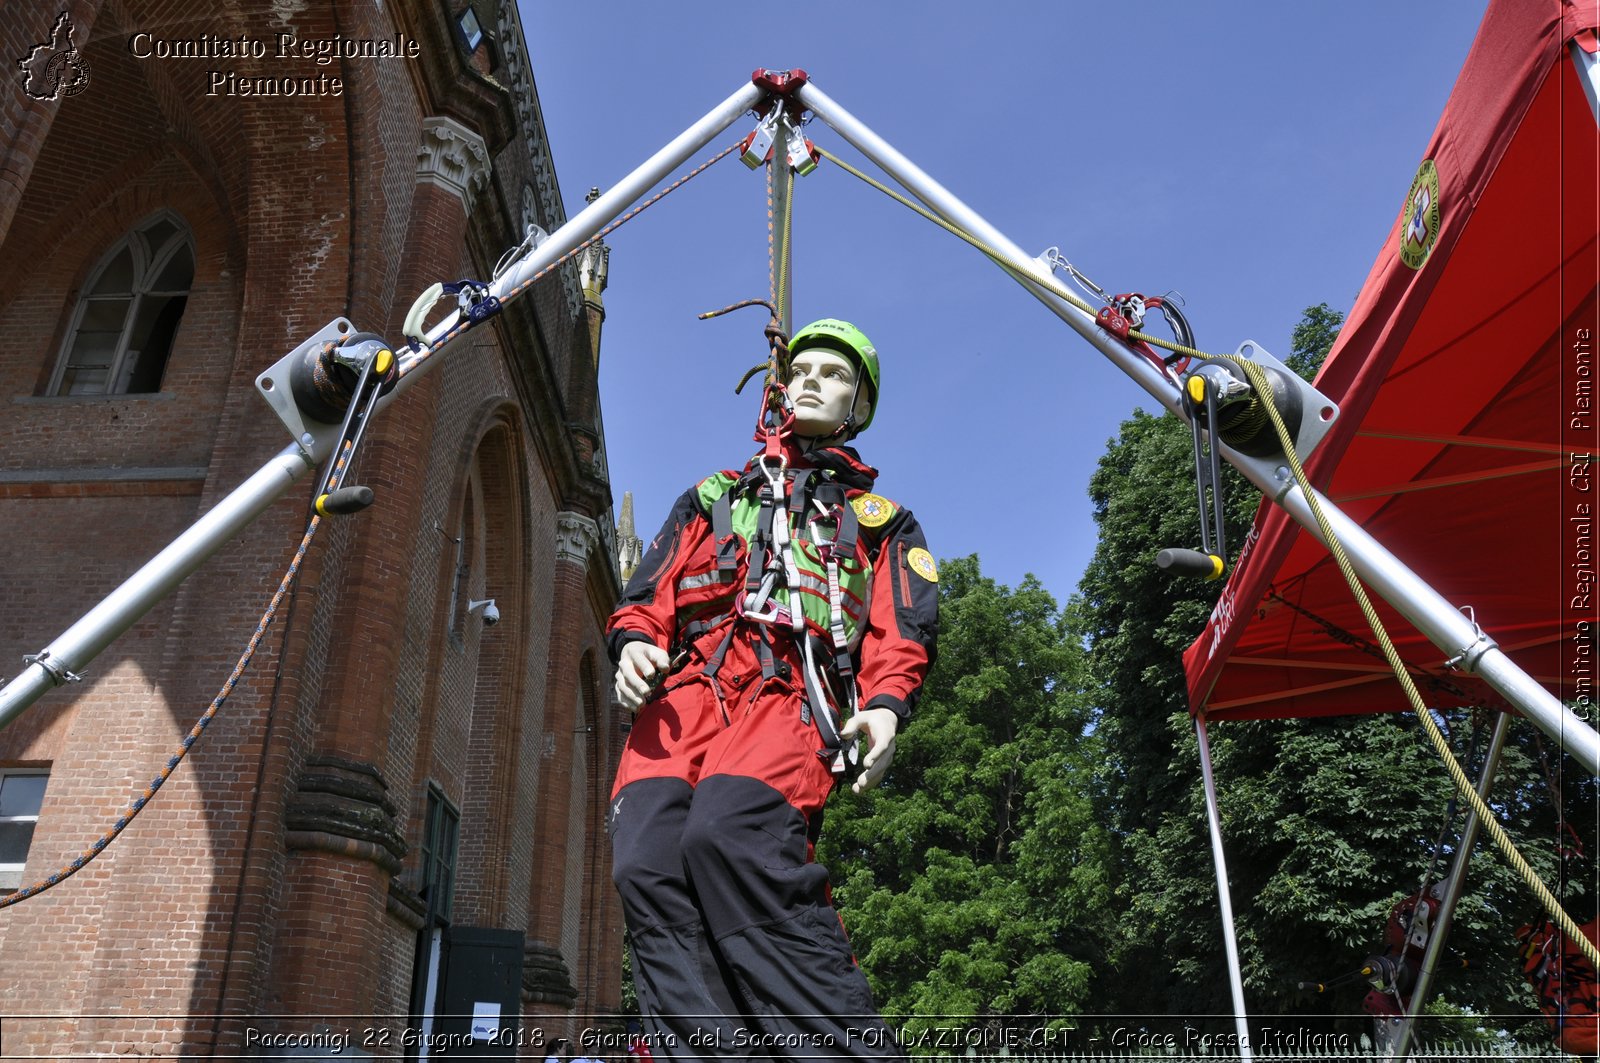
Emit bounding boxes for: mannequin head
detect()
[787,349,872,439]
[786,318,879,439]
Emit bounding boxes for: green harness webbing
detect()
[698,463,865,772]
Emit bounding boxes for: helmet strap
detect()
[835,378,868,440]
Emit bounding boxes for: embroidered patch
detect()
[851,493,893,527]
[907,547,938,582]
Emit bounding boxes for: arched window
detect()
[48,213,194,396]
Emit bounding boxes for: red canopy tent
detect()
[1184,0,1600,725]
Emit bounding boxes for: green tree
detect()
[1287,301,1344,377]
[820,555,1111,1040]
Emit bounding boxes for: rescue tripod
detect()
[0,67,1596,1060]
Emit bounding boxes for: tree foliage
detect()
[820,555,1110,1036]
[1288,301,1344,377]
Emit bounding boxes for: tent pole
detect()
[1195,716,1255,1060]
[1383,710,1512,1062]
[0,81,766,732]
[797,82,1600,777]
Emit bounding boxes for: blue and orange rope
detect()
[0,441,353,909]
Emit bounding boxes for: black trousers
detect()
[609,773,903,1061]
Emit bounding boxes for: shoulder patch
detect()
[851,492,896,528]
[907,547,938,583]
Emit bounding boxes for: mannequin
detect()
[605,319,937,1061]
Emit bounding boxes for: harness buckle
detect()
[757,452,787,492]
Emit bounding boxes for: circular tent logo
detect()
[1399,159,1441,271]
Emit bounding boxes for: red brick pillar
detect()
[522,512,602,1042]
[267,113,490,1032]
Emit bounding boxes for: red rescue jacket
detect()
[608,442,938,720]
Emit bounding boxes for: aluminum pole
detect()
[0,446,312,727]
[391,81,765,402]
[1384,710,1513,1061]
[798,83,1600,776]
[1196,717,1255,1061]
[0,81,766,731]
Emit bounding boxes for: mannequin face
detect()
[787,349,870,438]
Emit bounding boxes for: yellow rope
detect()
[1226,354,1600,972]
[816,139,1599,969]
[775,159,795,323]
[813,144,1209,361]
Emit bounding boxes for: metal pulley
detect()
[1157,344,1343,580]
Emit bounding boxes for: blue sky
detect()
[523,3,1489,605]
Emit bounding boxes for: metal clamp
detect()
[1038,246,1110,305]
[23,651,82,686]
[494,222,548,281]
[1444,607,1498,673]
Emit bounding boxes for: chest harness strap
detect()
[706,456,865,772]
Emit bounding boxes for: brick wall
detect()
[0,0,623,1054]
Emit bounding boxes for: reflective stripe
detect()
[678,570,732,592]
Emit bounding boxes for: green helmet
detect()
[788,318,880,433]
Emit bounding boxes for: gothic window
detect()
[48,213,194,396]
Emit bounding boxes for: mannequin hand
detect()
[841,707,899,794]
[615,641,671,710]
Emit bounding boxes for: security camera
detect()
[467,598,500,627]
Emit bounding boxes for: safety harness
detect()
[671,452,876,774]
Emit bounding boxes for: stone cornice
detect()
[522,941,578,1007]
[493,1,581,319]
[284,756,407,873]
[555,510,600,566]
[417,115,491,210]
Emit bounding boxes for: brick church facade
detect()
[0,0,625,1055]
